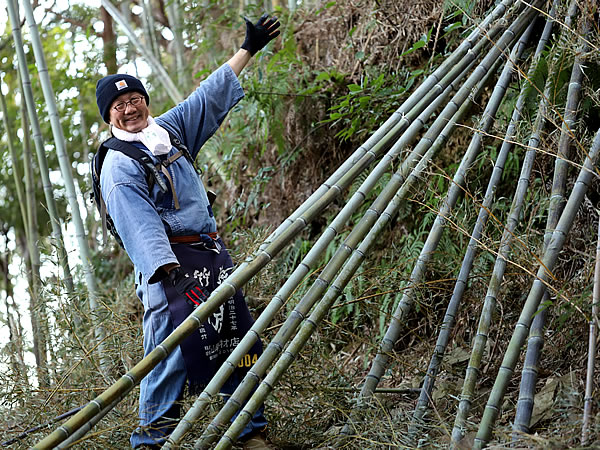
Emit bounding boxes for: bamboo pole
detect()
[141,0,160,61]
[473,127,600,448]
[211,65,504,448]
[19,76,49,386]
[513,5,588,437]
[410,13,545,435]
[165,0,186,90]
[21,0,110,377]
[349,2,539,424]
[7,0,68,386]
[582,216,600,445]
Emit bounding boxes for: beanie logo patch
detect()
[115,80,128,90]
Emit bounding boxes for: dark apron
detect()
[162,240,263,392]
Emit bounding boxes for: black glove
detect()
[168,267,208,307]
[241,14,281,56]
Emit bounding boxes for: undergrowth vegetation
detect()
[2,0,600,448]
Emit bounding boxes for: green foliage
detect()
[322,68,424,142]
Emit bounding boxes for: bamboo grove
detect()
[1,0,600,447]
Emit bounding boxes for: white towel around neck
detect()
[112,116,172,156]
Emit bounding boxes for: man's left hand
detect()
[241,14,281,56]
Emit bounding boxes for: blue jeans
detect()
[130,277,267,448]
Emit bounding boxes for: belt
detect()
[169,232,219,244]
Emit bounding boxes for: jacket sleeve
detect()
[100,150,178,284]
[156,63,244,159]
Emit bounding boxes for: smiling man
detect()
[94,14,280,450]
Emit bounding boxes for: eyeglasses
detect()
[113,95,145,112]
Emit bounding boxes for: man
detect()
[94,14,280,449]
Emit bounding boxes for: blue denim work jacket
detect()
[100,64,244,284]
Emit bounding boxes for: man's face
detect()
[109,91,149,133]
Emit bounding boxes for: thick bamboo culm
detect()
[473,127,600,448]
[34,3,514,447]
[212,58,510,448]
[410,10,551,435]
[350,1,540,421]
[194,53,502,448]
[512,5,589,437]
[582,217,600,445]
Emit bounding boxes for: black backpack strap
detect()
[166,131,195,165]
[165,132,217,205]
[103,137,169,194]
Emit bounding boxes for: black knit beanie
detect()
[96,74,150,123]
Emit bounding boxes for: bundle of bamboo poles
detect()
[33,0,600,448]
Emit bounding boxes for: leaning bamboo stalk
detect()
[352,1,539,415]
[193,56,490,448]
[21,0,110,376]
[56,384,135,449]
[165,59,475,447]
[411,14,544,434]
[513,7,588,436]
[473,126,600,448]
[582,217,600,445]
[213,69,500,448]
[6,0,74,306]
[450,79,552,445]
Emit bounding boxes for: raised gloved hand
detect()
[168,267,208,307]
[241,14,281,56]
